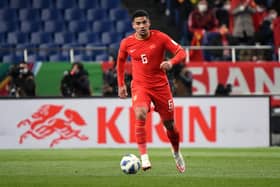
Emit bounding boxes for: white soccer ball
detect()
[120,154,141,174]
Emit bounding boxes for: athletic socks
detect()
[135,119,147,155]
[135,119,180,156]
[166,127,179,153]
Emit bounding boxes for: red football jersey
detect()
[117,30,186,88]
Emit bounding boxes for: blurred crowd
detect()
[160,0,280,61]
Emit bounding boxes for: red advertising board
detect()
[102,62,280,106]
[187,62,280,95]
[102,62,280,95]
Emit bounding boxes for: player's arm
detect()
[117,39,128,98]
[160,35,186,72]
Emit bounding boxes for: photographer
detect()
[8,61,36,97]
[60,62,92,97]
[102,67,118,97]
[170,63,193,96]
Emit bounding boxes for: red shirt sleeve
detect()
[162,33,186,65]
[117,39,128,87]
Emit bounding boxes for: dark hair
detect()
[72,62,84,71]
[131,9,150,21]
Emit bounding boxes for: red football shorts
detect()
[131,83,174,121]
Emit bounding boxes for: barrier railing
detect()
[0,45,279,63]
[184,45,278,63]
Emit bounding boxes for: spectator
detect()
[231,0,256,45]
[208,0,236,61]
[188,0,218,32]
[253,9,277,61]
[272,13,280,59]
[172,63,193,96]
[60,62,92,97]
[102,67,118,97]
[102,62,132,97]
[252,2,269,32]
[164,0,193,45]
[188,0,219,61]
[7,61,36,97]
[215,0,231,29]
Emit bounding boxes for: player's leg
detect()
[131,86,152,171]
[163,120,185,173]
[152,85,186,173]
[134,106,151,170]
[163,120,179,154]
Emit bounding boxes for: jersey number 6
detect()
[141,54,148,64]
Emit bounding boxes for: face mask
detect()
[256,6,265,12]
[198,4,207,12]
[269,13,277,20]
[223,4,230,10]
[19,68,28,74]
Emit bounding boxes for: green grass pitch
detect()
[0,148,279,187]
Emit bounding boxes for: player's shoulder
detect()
[123,33,135,41]
[150,30,170,39]
[150,29,166,36]
[120,33,135,45]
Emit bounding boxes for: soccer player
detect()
[117,9,186,173]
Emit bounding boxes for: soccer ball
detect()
[120,154,141,174]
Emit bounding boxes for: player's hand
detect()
[118,85,128,99]
[160,61,173,72]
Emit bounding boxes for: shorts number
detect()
[141,54,148,64]
[168,99,174,112]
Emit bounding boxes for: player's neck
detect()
[135,31,150,40]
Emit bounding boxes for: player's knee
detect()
[135,107,147,120]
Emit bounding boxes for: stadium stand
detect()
[115,20,133,35]
[78,0,99,10]
[31,0,53,9]
[41,8,64,21]
[54,32,76,45]
[28,54,47,62]
[0,0,8,8]
[78,32,100,45]
[68,20,89,33]
[9,0,31,9]
[56,0,76,10]
[38,43,60,59]
[86,8,108,22]
[64,8,86,21]
[92,20,115,34]
[0,8,18,22]
[30,32,53,45]
[100,0,121,10]
[20,20,42,33]
[7,32,29,45]
[109,8,130,21]
[43,20,65,33]
[2,54,23,63]
[0,33,5,44]
[0,0,131,62]
[101,32,122,46]
[0,0,278,62]
[0,44,14,57]
[49,53,69,62]
[19,8,41,22]
[16,43,37,56]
